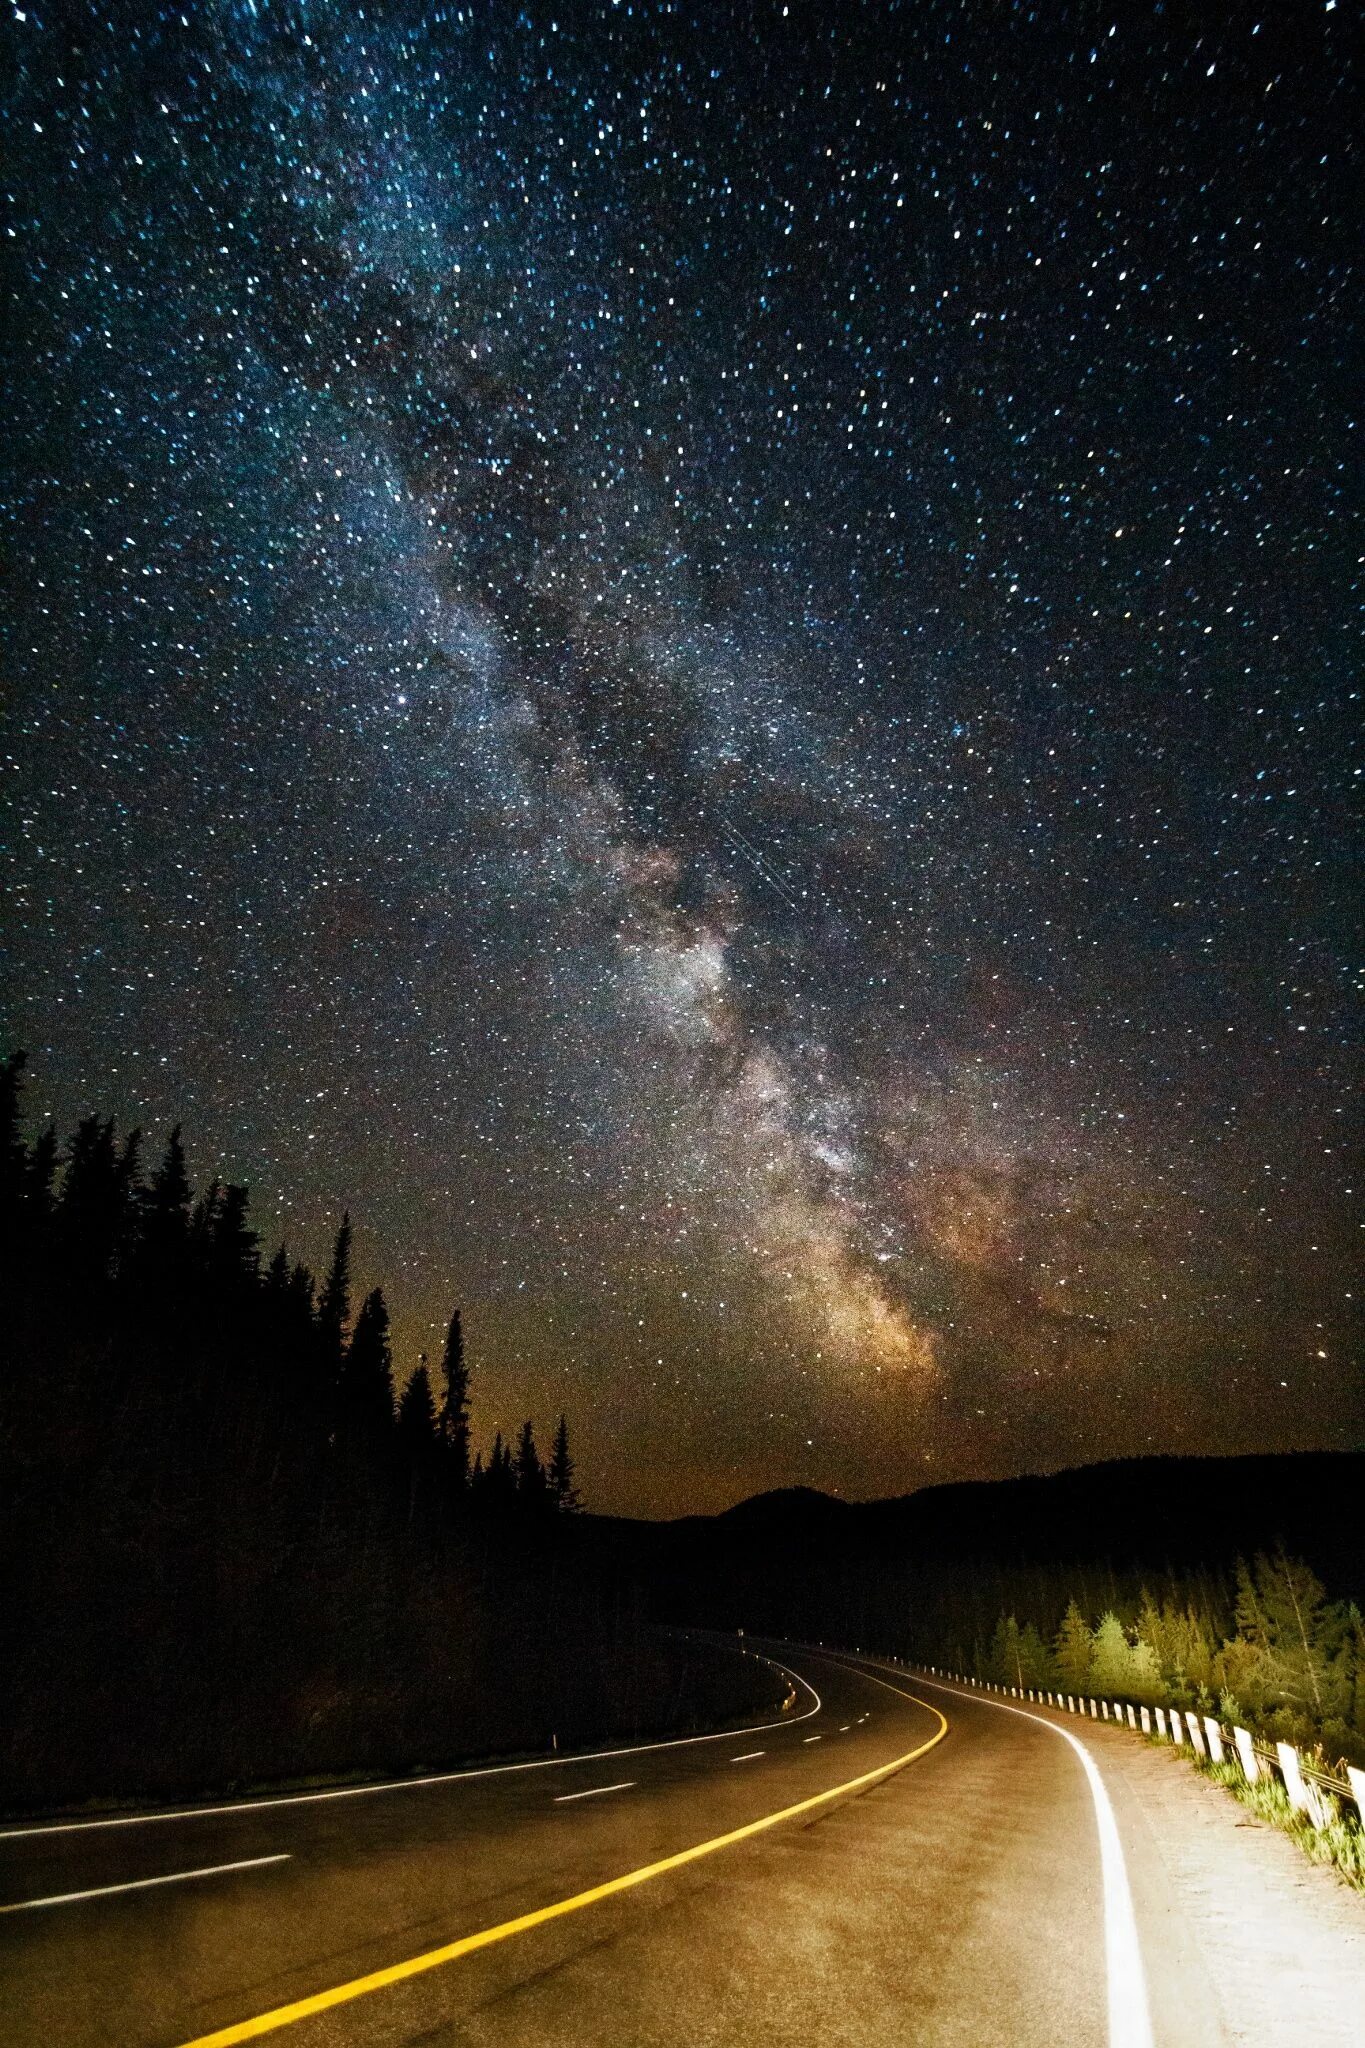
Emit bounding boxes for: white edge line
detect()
[0,1655,822,1840]
[848,1657,1154,2048]
[552,1781,635,1804]
[0,1853,290,1914]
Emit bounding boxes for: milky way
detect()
[2,3,1359,1512]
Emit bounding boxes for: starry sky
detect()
[2,1,1359,1516]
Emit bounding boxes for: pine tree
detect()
[139,1125,192,1280]
[0,1051,26,1208]
[437,1307,470,1490]
[1054,1601,1094,1695]
[482,1430,516,1508]
[317,1213,352,1378]
[548,1414,580,1511]
[515,1419,545,1504]
[340,1286,394,1444]
[57,1116,124,1287]
[209,1185,259,1293]
[1090,1612,1134,1697]
[23,1126,58,1224]
[989,1615,1023,1688]
[1235,1550,1349,1725]
[1017,1622,1054,1691]
[1127,1637,1166,1707]
[397,1363,439,1457]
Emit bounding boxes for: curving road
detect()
[0,1642,1312,2047]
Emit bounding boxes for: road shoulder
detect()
[1087,1719,1365,2047]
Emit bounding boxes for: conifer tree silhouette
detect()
[438,1307,471,1493]
[0,1051,28,1238]
[340,1286,395,1445]
[317,1213,352,1382]
[398,1361,438,1450]
[515,1420,545,1506]
[548,1414,580,1511]
[139,1125,191,1284]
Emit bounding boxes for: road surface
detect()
[1,1643,1359,2046]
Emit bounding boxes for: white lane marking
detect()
[839,1724,851,1731]
[0,1853,290,1914]
[853,1660,1153,2048]
[553,1781,635,1804]
[730,1751,766,1763]
[802,1735,822,1743]
[0,1657,822,1840]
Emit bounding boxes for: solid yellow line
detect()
[177,1692,949,2047]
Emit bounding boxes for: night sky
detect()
[3,2,1359,1516]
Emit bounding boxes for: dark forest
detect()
[0,1054,778,1812]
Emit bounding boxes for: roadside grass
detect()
[1190,1754,1365,1893]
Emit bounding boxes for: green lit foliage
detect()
[977,1552,1362,1768]
[1054,1602,1094,1695]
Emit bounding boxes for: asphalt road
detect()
[0,1643,1238,2047]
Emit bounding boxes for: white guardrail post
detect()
[1276,1741,1310,1814]
[1233,1727,1259,1781]
[1348,1766,1365,1828]
[1202,1716,1225,1764]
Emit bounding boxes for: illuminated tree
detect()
[1090,1612,1134,1696]
[1054,1601,1094,1694]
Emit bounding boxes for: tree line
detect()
[0,1053,774,1809]
[963,1552,1365,1770]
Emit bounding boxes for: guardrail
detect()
[914,1663,1365,1831]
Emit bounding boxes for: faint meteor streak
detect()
[719,815,806,913]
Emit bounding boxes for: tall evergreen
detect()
[396,1357,434,1429]
[482,1429,517,1509]
[339,1286,395,1445]
[1089,1612,1135,1696]
[515,1419,545,1504]
[57,1116,124,1286]
[209,1185,259,1294]
[317,1212,353,1379]
[548,1414,580,1511]
[438,1307,471,1491]
[0,1050,28,1241]
[1054,1601,1094,1694]
[139,1125,191,1281]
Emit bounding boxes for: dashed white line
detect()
[802,1735,822,1743]
[0,1853,290,1914]
[553,1781,635,1804]
[0,1658,823,1840]
[730,1751,766,1763]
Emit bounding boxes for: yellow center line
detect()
[176,1685,949,2047]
